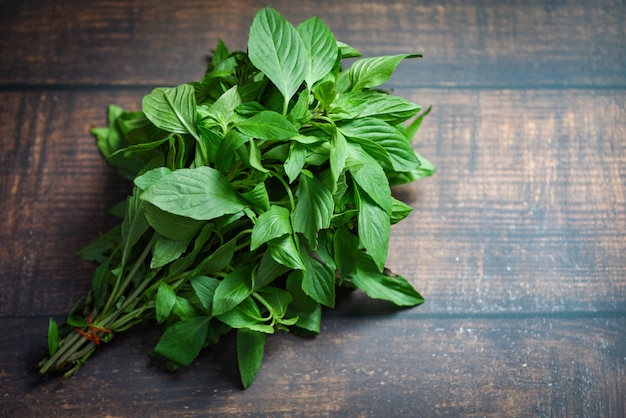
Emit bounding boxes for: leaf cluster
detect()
[43,7,435,388]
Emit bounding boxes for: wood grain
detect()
[1,0,624,416]
[0,0,624,88]
[1,316,624,417]
[2,89,623,316]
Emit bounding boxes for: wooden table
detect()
[1,1,624,416]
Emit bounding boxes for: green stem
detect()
[39,235,157,376]
[102,235,156,314]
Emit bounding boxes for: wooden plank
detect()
[386,88,626,314]
[1,88,624,317]
[0,0,624,88]
[1,315,624,417]
[0,90,147,315]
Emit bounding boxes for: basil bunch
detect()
[39,7,434,388]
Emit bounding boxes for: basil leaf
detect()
[333,225,359,278]
[251,205,293,250]
[284,142,307,184]
[285,272,322,334]
[292,173,334,247]
[240,182,270,211]
[190,276,221,313]
[152,316,210,366]
[142,203,204,241]
[248,7,307,113]
[351,253,424,307]
[390,197,413,224]
[349,54,420,91]
[237,328,266,389]
[140,166,245,221]
[299,240,336,308]
[134,167,172,191]
[237,110,298,140]
[296,17,338,89]
[206,85,241,131]
[47,318,60,356]
[151,235,189,269]
[354,184,390,272]
[217,297,274,333]
[331,90,421,124]
[267,234,306,270]
[341,118,420,172]
[329,129,348,192]
[76,224,121,263]
[155,282,177,324]
[347,144,392,214]
[192,237,236,276]
[337,40,361,58]
[142,84,199,139]
[214,129,248,172]
[121,189,150,268]
[212,264,255,316]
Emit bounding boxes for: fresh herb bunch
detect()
[38,7,435,388]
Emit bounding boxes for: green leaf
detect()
[155,282,177,324]
[288,90,311,128]
[390,198,413,224]
[134,167,172,191]
[292,173,334,247]
[329,129,347,192]
[92,104,144,180]
[142,84,199,139]
[337,40,361,58]
[299,246,336,308]
[215,129,249,172]
[247,138,269,173]
[151,235,189,269]
[256,286,293,319]
[355,184,390,272]
[47,318,60,356]
[237,328,266,389]
[217,297,274,333]
[121,189,150,268]
[286,272,322,334]
[349,54,420,91]
[143,202,205,241]
[248,7,307,113]
[267,234,306,270]
[152,316,210,366]
[351,253,424,306]
[237,110,298,140]
[212,264,255,316]
[404,105,431,142]
[284,142,307,184]
[296,17,338,89]
[333,225,359,278]
[190,276,221,313]
[91,256,113,310]
[347,144,392,214]
[240,182,270,211]
[388,152,437,186]
[331,90,421,124]
[341,118,420,172]
[251,205,293,250]
[140,166,245,221]
[206,85,241,131]
[76,224,121,263]
[252,254,287,293]
[193,237,237,276]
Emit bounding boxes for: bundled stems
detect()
[39,7,434,388]
[39,236,157,376]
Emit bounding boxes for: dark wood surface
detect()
[1,1,624,416]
